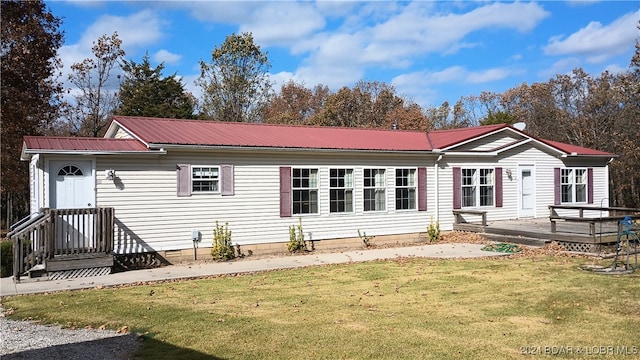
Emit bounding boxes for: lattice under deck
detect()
[48,266,111,280]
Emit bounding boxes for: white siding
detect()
[452,132,523,151]
[95,151,437,253]
[113,128,134,139]
[435,142,611,230]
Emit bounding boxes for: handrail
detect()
[550,205,640,213]
[10,207,115,282]
[7,212,47,237]
[549,205,640,219]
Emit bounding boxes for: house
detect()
[16,116,616,269]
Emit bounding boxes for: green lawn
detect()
[2,255,639,359]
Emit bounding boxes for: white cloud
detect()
[249,0,546,98]
[77,10,163,53]
[390,65,517,107]
[538,57,581,79]
[59,10,164,70]
[180,1,258,24]
[56,9,166,102]
[154,49,182,65]
[603,63,628,75]
[467,68,514,84]
[289,1,550,81]
[393,65,514,88]
[369,1,549,55]
[238,2,326,46]
[543,10,639,63]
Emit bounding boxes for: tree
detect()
[383,102,432,132]
[262,81,329,125]
[66,32,125,137]
[196,32,272,122]
[1,0,64,229]
[311,80,428,129]
[116,54,195,118]
[496,68,639,208]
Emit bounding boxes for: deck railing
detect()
[548,205,640,237]
[9,207,114,282]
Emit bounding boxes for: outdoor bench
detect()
[452,209,487,226]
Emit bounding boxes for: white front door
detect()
[49,160,95,250]
[518,165,535,218]
[50,160,94,209]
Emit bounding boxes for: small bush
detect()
[1,240,12,278]
[211,222,235,261]
[287,218,307,253]
[427,217,441,243]
[358,230,374,248]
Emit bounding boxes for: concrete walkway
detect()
[0,242,505,297]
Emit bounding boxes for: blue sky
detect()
[46,1,639,109]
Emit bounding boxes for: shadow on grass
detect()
[2,333,224,360]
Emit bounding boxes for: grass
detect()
[2,255,639,359]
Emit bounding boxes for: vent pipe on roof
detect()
[392,122,399,130]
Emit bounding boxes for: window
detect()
[58,165,83,176]
[462,168,494,207]
[192,166,219,192]
[395,168,416,210]
[479,169,494,206]
[364,169,386,211]
[329,169,354,213]
[462,169,476,207]
[293,168,318,214]
[561,168,587,203]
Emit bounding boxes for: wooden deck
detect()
[453,218,623,252]
[9,207,115,282]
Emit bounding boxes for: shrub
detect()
[1,240,12,278]
[287,218,306,253]
[357,230,374,248]
[211,222,235,261]
[427,217,441,243]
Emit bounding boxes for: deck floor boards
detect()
[453,218,623,245]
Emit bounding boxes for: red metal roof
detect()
[539,139,615,156]
[426,123,615,156]
[426,124,508,149]
[23,136,149,152]
[22,117,614,158]
[112,116,432,151]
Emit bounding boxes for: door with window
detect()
[49,160,95,250]
[518,165,535,218]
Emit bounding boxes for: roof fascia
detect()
[439,126,511,151]
[438,151,499,157]
[440,126,571,157]
[151,143,433,155]
[104,119,151,148]
[438,137,534,157]
[21,149,166,160]
[561,153,618,159]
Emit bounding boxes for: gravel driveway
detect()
[0,307,141,360]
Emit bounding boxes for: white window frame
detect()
[363,168,386,212]
[191,166,220,193]
[561,168,587,204]
[329,168,354,213]
[395,168,416,210]
[462,168,494,208]
[292,168,319,215]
